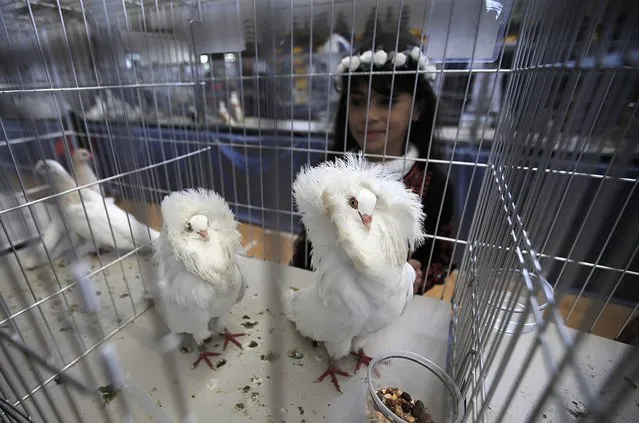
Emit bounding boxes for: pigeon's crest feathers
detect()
[293,153,426,269]
[161,188,237,236]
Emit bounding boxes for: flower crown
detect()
[335,46,437,88]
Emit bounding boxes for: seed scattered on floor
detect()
[216,359,227,369]
[241,321,258,329]
[261,351,280,362]
[249,341,258,348]
[98,384,119,405]
[288,349,303,359]
[235,403,245,411]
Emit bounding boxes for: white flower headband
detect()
[335,46,437,88]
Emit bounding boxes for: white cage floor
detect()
[0,253,636,422]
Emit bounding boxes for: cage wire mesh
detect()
[0,0,637,422]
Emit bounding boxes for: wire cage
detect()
[0,0,637,422]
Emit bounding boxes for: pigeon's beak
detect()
[360,213,372,229]
[197,229,209,240]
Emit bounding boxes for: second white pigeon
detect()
[152,188,247,370]
[286,153,426,392]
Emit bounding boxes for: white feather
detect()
[34,159,158,252]
[287,153,425,359]
[71,148,110,199]
[152,189,245,344]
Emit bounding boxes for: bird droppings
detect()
[192,394,196,399]
[235,403,245,411]
[288,349,303,359]
[568,401,587,418]
[150,387,158,394]
[312,341,319,348]
[290,287,299,291]
[542,414,547,419]
[69,304,78,313]
[242,385,251,393]
[249,341,258,348]
[216,359,227,369]
[119,293,129,298]
[95,291,102,296]
[298,406,305,415]
[241,321,258,329]
[98,384,119,405]
[251,392,260,401]
[261,351,280,362]
[156,400,162,408]
[59,326,70,332]
[623,376,637,389]
[242,315,251,320]
[207,379,220,391]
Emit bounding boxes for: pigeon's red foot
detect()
[220,329,246,350]
[351,348,373,373]
[316,359,350,393]
[192,346,220,370]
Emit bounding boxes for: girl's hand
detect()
[408,259,424,293]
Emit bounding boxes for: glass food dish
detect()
[365,351,464,423]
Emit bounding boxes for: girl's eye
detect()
[381,96,397,107]
[349,197,358,209]
[186,223,193,232]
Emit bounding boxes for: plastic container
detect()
[487,270,554,335]
[366,351,464,423]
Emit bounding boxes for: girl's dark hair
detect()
[332,31,443,160]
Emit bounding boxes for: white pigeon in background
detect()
[33,159,158,255]
[152,188,247,370]
[70,148,115,203]
[286,153,425,392]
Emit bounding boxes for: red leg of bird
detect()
[192,344,220,370]
[351,348,373,373]
[316,359,350,393]
[220,329,246,350]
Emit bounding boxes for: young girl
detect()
[290,31,456,295]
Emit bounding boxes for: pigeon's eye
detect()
[349,197,358,209]
[186,223,193,232]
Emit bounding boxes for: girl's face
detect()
[347,83,422,159]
